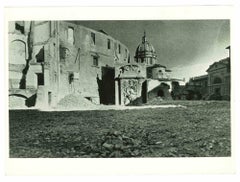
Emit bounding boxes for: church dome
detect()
[135,31,157,59]
[135,31,157,65]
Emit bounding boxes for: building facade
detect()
[206,47,230,100]
[9,21,130,108]
[128,32,183,103]
[179,46,231,100]
[9,22,184,109]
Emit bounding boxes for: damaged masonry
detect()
[9,21,191,110]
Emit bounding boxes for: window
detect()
[15,21,24,34]
[37,73,44,86]
[150,58,153,64]
[125,49,128,58]
[69,73,74,84]
[67,27,74,45]
[118,44,121,54]
[91,32,95,45]
[93,56,98,66]
[128,55,130,63]
[107,39,111,49]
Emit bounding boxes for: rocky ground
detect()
[9,101,231,158]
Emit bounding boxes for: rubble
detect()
[56,94,97,110]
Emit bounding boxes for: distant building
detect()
[185,75,208,100]
[180,46,231,100]
[207,46,230,100]
[131,32,183,103]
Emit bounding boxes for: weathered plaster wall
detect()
[147,80,172,100]
[9,20,132,108]
[57,21,130,104]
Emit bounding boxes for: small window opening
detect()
[37,73,44,86]
[67,27,74,45]
[107,39,111,49]
[93,56,99,66]
[91,32,96,45]
[15,22,24,34]
[118,44,121,54]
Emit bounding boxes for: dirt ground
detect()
[9,101,231,158]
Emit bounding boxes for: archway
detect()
[157,89,164,97]
[10,39,27,64]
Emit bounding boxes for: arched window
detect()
[10,40,26,64]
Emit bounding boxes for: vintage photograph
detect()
[8,20,230,158]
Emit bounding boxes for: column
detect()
[115,80,119,105]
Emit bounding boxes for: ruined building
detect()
[9,21,182,109]
[9,21,130,108]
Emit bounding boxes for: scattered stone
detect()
[102,142,114,150]
[97,130,143,157]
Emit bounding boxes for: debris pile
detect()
[146,96,164,105]
[56,94,97,110]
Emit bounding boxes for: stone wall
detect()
[147,80,172,101]
[9,21,131,109]
[208,66,230,99]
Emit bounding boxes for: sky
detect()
[77,20,230,82]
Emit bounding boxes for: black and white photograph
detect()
[4,6,237,176]
[8,19,231,158]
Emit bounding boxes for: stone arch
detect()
[9,93,28,99]
[9,93,37,108]
[9,39,27,64]
[157,89,164,97]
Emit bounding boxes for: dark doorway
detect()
[157,89,164,97]
[100,67,115,105]
[215,88,221,95]
[142,80,148,103]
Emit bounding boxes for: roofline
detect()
[63,21,129,50]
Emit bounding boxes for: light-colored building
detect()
[9,21,130,108]
[207,46,230,100]
[180,46,231,100]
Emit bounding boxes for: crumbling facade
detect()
[9,21,183,109]
[9,21,130,108]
